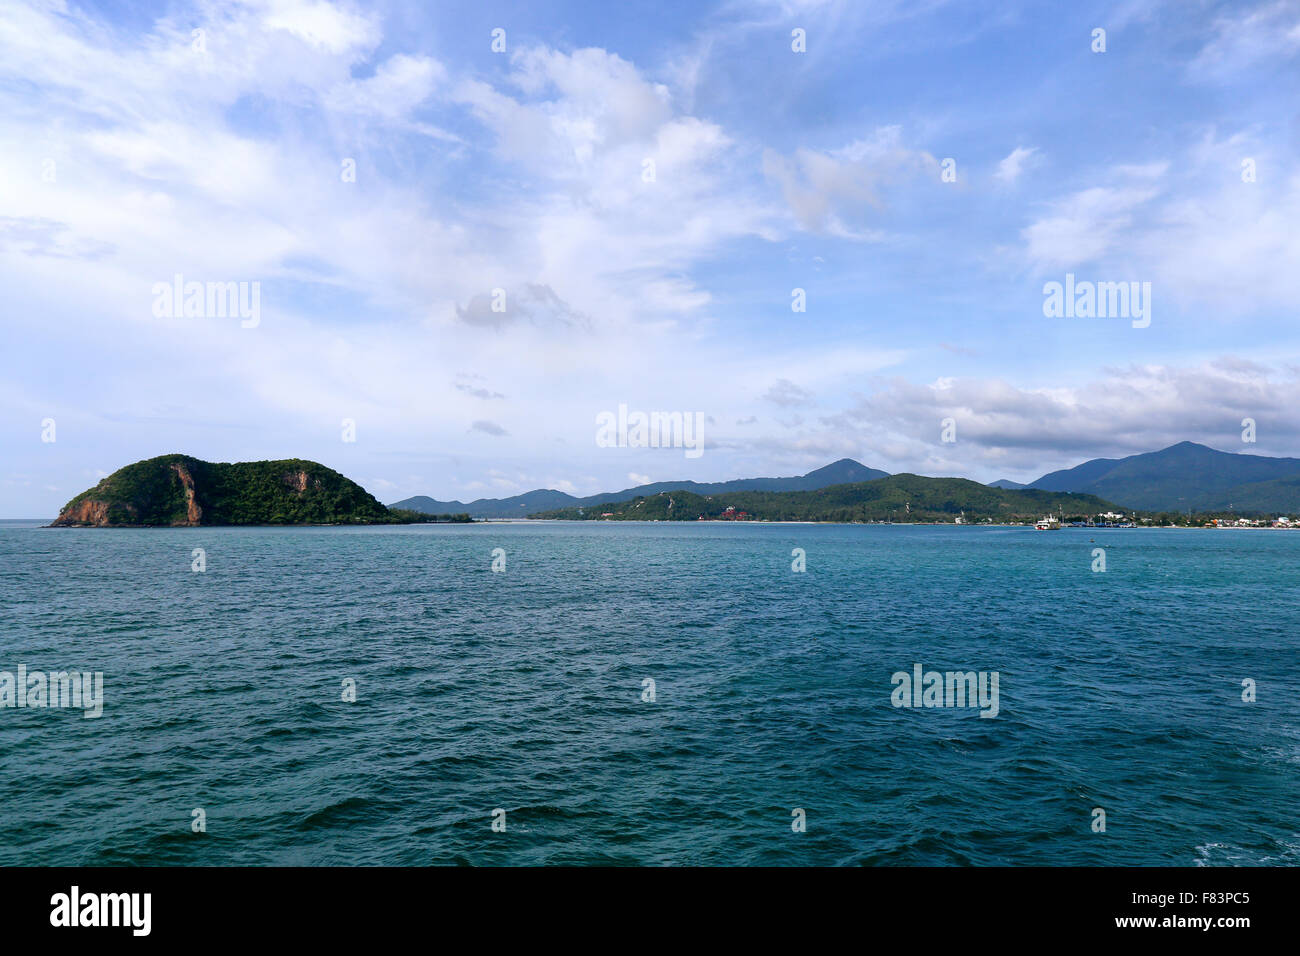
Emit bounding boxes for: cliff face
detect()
[55,499,115,527]
[51,454,394,527]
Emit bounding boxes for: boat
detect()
[1034,515,1061,530]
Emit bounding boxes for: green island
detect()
[530,474,1118,523]
[49,454,471,527]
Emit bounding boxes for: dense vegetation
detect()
[52,454,469,526]
[531,474,1118,523]
[1031,441,1300,512]
[387,508,473,524]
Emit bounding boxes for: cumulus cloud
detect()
[822,360,1300,479]
[3,0,1299,515]
[0,5,779,483]
[762,378,815,407]
[1019,139,1300,313]
[455,284,589,330]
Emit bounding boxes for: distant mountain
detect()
[1027,442,1300,512]
[390,489,579,519]
[1030,455,1123,492]
[50,454,457,527]
[391,458,890,518]
[533,474,1116,523]
[393,442,1300,519]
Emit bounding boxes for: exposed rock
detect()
[171,462,203,525]
[283,469,322,494]
[51,499,117,527]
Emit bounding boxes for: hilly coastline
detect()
[532,475,1116,523]
[55,442,1300,529]
[393,442,1300,520]
[50,454,468,527]
[390,458,887,518]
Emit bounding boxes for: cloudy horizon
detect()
[3,0,1299,516]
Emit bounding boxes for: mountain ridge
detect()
[393,443,1300,517]
[391,458,889,518]
[532,474,1118,523]
[1026,441,1300,512]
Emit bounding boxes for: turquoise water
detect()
[1,520,1297,865]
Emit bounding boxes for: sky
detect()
[2,0,1299,516]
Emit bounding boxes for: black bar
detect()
[0,866,1274,942]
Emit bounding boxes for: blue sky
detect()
[2,0,1299,515]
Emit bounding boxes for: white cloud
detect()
[762,126,937,238]
[1019,137,1300,314]
[327,53,447,122]
[994,146,1038,183]
[1021,183,1159,268]
[260,0,381,56]
[763,378,815,407]
[822,360,1300,479]
[4,0,1299,515]
[1191,0,1300,77]
[0,7,788,475]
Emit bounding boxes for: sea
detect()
[1,520,1297,866]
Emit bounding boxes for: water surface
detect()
[1,521,1296,865]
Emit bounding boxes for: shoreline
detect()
[10,518,1297,530]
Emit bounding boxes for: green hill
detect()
[1206,473,1300,514]
[50,454,469,527]
[1029,442,1300,512]
[531,474,1117,523]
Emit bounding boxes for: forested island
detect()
[49,454,471,527]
